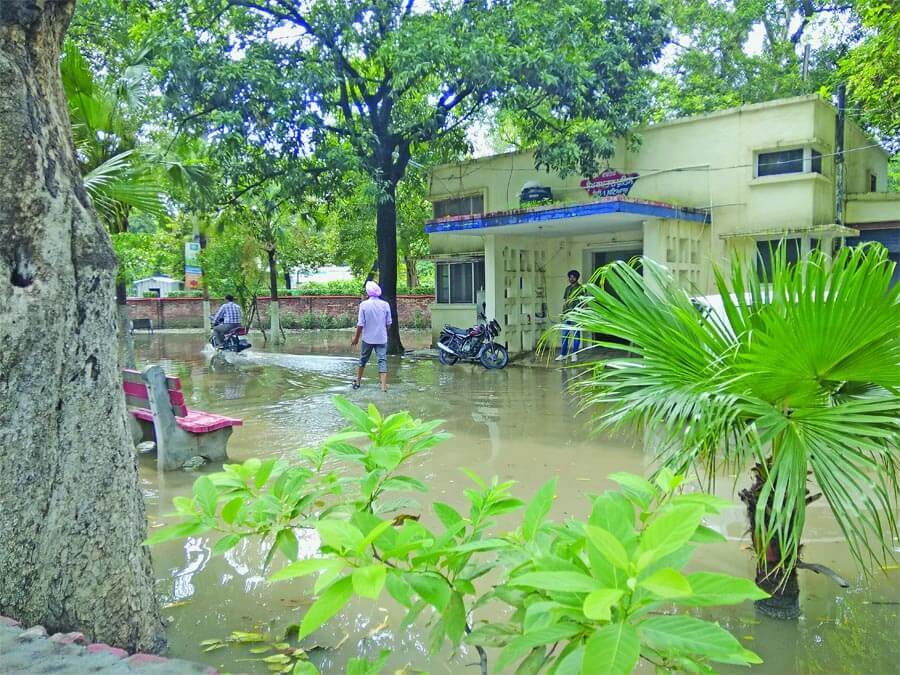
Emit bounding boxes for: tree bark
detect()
[0,0,165,653]
[404,255,419,290]
[376,182,404,354]
[116,279,135,368]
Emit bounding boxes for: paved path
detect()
[0,617,216,674]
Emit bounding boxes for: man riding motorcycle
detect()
[211,295,243,348]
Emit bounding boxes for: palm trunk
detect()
[740,462,801,620]
[376,182,404,354]
[0,0,164,651]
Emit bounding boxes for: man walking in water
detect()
[351,281,392,391]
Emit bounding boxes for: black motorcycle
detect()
[209,318,252,353]
[438,316,509,369]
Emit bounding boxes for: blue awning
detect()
[424,197,709,235]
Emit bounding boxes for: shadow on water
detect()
[134,332,899,674]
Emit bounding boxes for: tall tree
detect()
[158,0,667,353]
[0,0,164,651]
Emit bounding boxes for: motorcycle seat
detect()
[444,325,468,335]
[226,327,248,336]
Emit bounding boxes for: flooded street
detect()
[135,331,899,674]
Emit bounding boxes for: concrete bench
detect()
[129,318,153,334]
[122,365,242,470]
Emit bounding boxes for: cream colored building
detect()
[424,95,899,354]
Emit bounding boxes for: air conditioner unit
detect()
[519,181,553,204]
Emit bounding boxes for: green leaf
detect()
[680,572,770,606]
[298,576,354,639]
[220,497,243,524]
[582,589,624,621]
[193,476,218,517]
[144,520,208,545]
[369,445,402,470]
[212,534,241,556]
[585,526,630,570]
[524,478,557,540]
[636,505,705,570]
[509,571,599,593]
[581,622,640,675]
[352,564,386,599]
[433,502,464,529]
[608,473,656,509]
[496,625,581,672]
[385,570,414,608]
[269,557,343,583]
[465,623,521,648]
[316,520,364,552]
[407,572,451,610]
[274,528,299,561]
[358,519,395,551]
[347,649,389,675]
[588,492,635,542]
[293,661,320,675]
[381,476,428,492]
[638,567,692,598]
[690,525,727,544]
[332,395,372,431]
[638,615,762,665]
[445,592,467,644]
[671,493,733,514]
[254,459,278,489]
[553,645,584,675]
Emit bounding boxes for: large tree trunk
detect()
[0,0,165,653]
[405,255,419,290]
[740,462,801,620]
[376,183,404,354]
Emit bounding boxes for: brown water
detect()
[135,331,899,675]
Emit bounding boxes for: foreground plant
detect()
[554,243,900,619]
[150,398,764,673]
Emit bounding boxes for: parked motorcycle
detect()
[209,318,252,353]
[438,315,509,369]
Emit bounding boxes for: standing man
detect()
[557,269,582,362]
[351,281,392,391]
[211,294,242,348]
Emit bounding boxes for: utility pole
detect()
[833,84,846,227]
[801,44,811,81]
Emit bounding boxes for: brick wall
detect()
[127,295,432,329]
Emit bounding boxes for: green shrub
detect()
[401,309,428,330]
[168,290,204,298]
[149,398,765,675]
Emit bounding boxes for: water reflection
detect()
[135,332,898,673]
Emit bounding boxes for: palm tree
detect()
[557,243,899,618]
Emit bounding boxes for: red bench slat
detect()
[122,381,150,400]
[122,369,182,391]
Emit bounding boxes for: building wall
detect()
[429,96,890,264]
[128,296,432,329]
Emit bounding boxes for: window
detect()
[436,260,485,304]
[757,149,804,177]
[811,149,822,174]
[870,174,878,192]
[756,147,823,178]
[432,194,484,219]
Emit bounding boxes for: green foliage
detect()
[839,0,900,145]
[112,229,183,289]
[199,228,267,315]
[280,312,355,330]
[149,399,764,673]
[554,243,900,578]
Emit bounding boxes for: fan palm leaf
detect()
[558,243,900,578]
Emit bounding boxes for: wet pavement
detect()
[133,331,899,674]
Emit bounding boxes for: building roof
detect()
[133,276,181,284]
[424,196,709,235]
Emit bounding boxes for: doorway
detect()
[588,248,642,345]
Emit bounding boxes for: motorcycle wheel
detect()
[480,344,509,369]
[438,347,459,366]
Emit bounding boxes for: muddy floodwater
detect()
[134,331,899,674]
